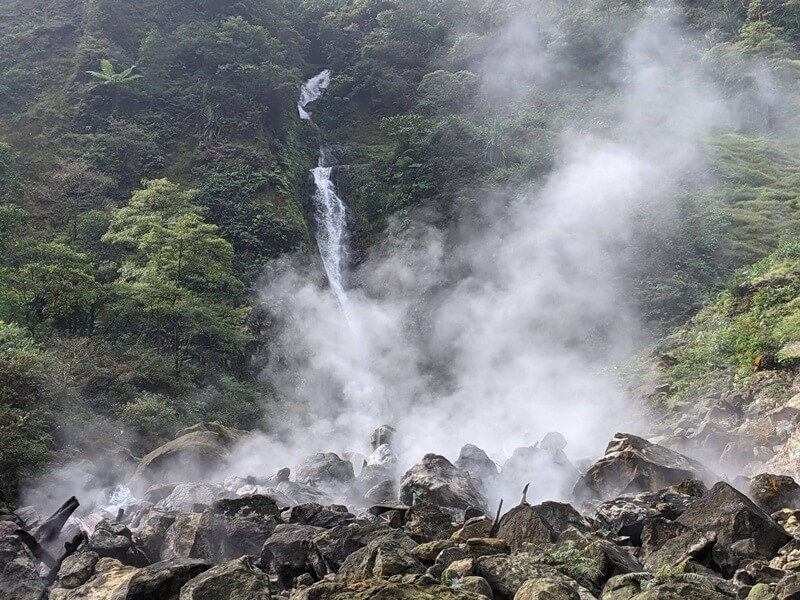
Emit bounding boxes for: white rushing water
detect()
[311,158,351,313]
[298,69,331,120]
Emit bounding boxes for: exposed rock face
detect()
[130,424,243,490]
[209,494,280,562]
[122,558,211,599]
[49,557,139,599]
[260,523,324,589]
[595,486,701,540]
[404,500,457,541]
[474,554,577,600]
[89,519,148,566]
[357,445,399,496]
[456,445,500,492]
[161,512,214,561]
[748,473,800,513]
[179,556,269,599]
[676,482,791,574]
[400,454,488,513]
[0,524,47,600]
[304,523,391,578]
[574,433,714,501]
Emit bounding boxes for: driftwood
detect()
[44,532,85,584]
[15,529,56,569]
[519,483,530,506]
[15,496,81,574]
[489,498,503,538]
[34,497,80,544]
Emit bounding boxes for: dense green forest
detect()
[1,0,800,503]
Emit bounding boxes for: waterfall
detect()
[298,69,331,120]
[299,70,352,314]
[311,155,351,313]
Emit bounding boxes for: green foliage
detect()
[103,178,252,370]
[86,59,143,86]
[616,558,712,591]
[524,542,603,587]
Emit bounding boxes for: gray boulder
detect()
[574,433,714,502]
[179,555,269,599]
[400,454,488,513]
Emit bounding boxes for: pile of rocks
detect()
[4,428,800,599]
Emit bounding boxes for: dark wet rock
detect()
[123,557,211,599]
[133,512,176,563]
[533,502,593,537]
[501,447,578,502]
[496,505,556,553]
[595,489,699,540]
[288,503,355,528]
[296,453,355,494]
[155,483,227,513]
[304,522,392,578]
[638,519,693,568]
[436,545,469,568]
[337,531,423,582]
[748,474,800,514]
[400,454,488,513]
[209,494,280,562]
[574,434,713,502]
[89,519,148,566]
[557,528,641,582]
[513,578,580,600]
[56,550,99,589]
[456,575,495,599]
[260,523,324,590]
[641,527,716,573]
[404,500,456,541]
[178,555,269,599]
[0,528,47,600]
[291,580,487,599]
[130,424,243,490]
[676,482,790,574]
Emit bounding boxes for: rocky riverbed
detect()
[4,423,800,600]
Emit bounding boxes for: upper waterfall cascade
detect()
[298,69,331,120]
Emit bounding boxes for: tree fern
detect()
[616,557,713,591]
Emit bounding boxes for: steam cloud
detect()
[241,5,742,504]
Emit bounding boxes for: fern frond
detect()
[100,58,116,77]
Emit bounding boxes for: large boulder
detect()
[496,505,555,553]
[748,474,800,514]
[209,495,280,562]
[179,556,269,599]
[260,524,324,590]
[120,558,211,599]
[404,500,457,541]
[456,445,500,496]
[56,551,100,589]
[292,580,487,599]
[356,445,399,497]
[574,434,714,502]
[49,558,139,600]
[89,519,148,566]
[400,454,488,513]
[474,554,582,600]
[337,531,422,582]
[130,424,243,490]
[595,486,702,541]
[303,523,391,578]
[296,453,355,496]
[160,512,214,561]
[676,482,791,574]
[0,525,47,600]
